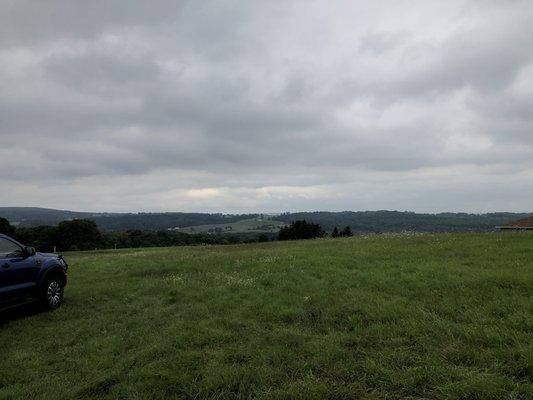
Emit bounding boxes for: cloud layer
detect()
[1,0,532,212]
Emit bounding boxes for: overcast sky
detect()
[1,0,532,213]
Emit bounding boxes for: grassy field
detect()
[171,218,284,234]
[1,233,532,399]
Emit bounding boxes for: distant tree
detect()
[57,219,103,251]
[340,226,353,237]
[278,220,325,241]
[20,226,58,252]
[331,227,339,238]
[126,230,145,248]
[258,234,269,242]
[7,218,281,252]
[0,217,15,236]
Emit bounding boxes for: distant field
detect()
[171,217,285,234]
[1,233,532,399]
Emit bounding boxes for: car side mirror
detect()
[24,246,36,257]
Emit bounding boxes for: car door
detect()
[0,237,39,301]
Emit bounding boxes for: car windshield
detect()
[0,237,22,258]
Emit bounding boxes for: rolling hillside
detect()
[0,207,256,231]
[273,211,533,233]
[171,217,285,234]
[0,207,530,233]
[0,207,110,226]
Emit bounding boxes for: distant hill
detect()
[0,207,111,226]
[0,207,530,233]
[91,213,256,231]
[0,207,257,231]
[272,211,533,233]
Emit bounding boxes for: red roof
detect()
[502,216,533,228]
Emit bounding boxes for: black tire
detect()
[41,276,64,310]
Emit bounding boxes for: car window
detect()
[0,237,23,258]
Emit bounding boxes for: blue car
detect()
[0,234,68,311]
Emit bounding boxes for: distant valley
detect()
[0,207,530,234]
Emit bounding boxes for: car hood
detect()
[37,252,61,259]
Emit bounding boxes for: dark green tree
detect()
[258,234,269,242]
[57,219,103,251]
[331,227,339,238]
[340,226,353,237]
[15,225,58,252]
[0,217,15,236]
[278,220,325,241]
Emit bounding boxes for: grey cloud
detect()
[0,0,189,46]
[399,22,533,96]
[358,31,409,55]
[0,0,532,212]
[45,51,162,95]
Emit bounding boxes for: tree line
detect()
[278,220,352,240]
[273,211,526,232]
[0,218,268,252]
[5,208,527,232]
[0,217,351,252]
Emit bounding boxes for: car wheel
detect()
[42,277,64,310]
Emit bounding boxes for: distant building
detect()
[499,216,533,231]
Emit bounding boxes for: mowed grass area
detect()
[1,233,532,399]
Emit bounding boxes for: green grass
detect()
[173,218,284,234]
[1,233,532,399]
